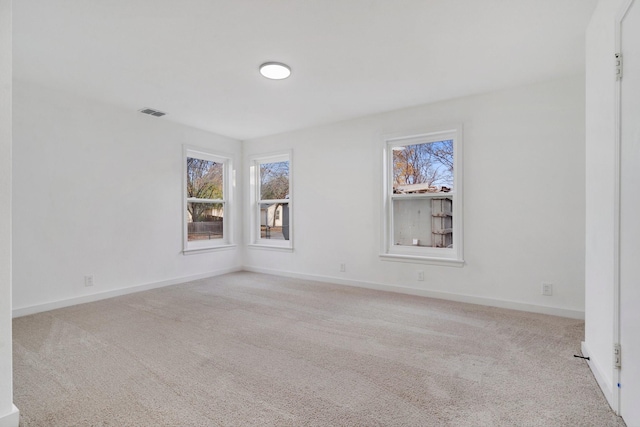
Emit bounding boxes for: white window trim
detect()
[380,126,464,266]
[183,146,236,253]
[248,150,293,250]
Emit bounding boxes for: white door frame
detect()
[614,0,635,416]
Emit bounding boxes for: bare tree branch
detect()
[393,140,453,192]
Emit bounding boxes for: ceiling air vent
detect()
[138,108,166,117]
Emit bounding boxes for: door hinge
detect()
[616,53,623,80]
[614,343,622,369]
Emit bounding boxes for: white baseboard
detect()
[12,265,585,320]
[12,266,242,318]
[0,404,19,427]
[243,266,585,320]
[581,341,618,413]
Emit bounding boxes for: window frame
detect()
[183,146,235,253]
[380,127,464,266]
[248,150,293,251]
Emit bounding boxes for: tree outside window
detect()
[184,148,233,252]
[250,152,292,249]
[383,129,463,265]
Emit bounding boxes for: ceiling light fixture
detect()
[259,62,291,80]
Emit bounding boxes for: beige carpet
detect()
[13,272,625,426]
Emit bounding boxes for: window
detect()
[249,151,292,249]
[382,128,463,265]
[183,147,234,252]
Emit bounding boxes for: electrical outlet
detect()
[340,263,346,272]
[84,275,94,287]
[417,271,424,281]
[542,282,553,296]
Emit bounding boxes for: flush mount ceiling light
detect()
[259,62,291,80]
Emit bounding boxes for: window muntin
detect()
[250,152,292,249]
[383,129,462,264]
[184,148,233,252]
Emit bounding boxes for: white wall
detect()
[12,81,243,314]
[0,0,18,425]
[244,76,586,319]
[583,0,626,411]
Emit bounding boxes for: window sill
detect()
[247,243,293,253]
[379,253,464,267]
[183,244,237,255]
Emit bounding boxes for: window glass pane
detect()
[260,161,289,200]
[392,140,453,193]
[187,202,224,240]
[259,202,289,240]
[392,197,452,248]
[187,157,223,199]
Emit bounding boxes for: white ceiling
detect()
[13,0,598,140]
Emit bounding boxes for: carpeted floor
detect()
[13,272,625,426]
